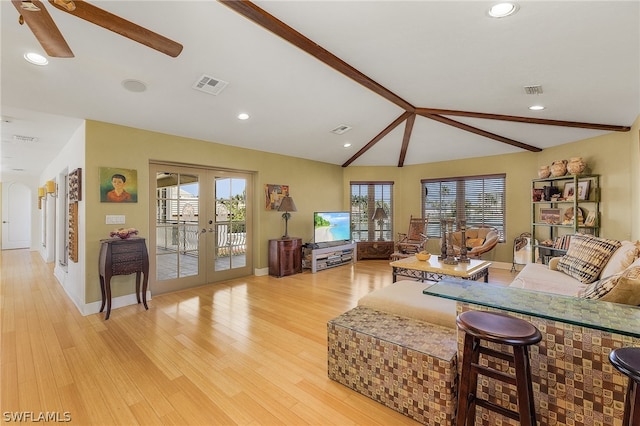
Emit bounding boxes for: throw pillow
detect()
[601,240,640,278]
[466,238,484,250]
[556,234,622,284]
[578,266,640,305]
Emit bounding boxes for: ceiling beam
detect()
[219,0,415,112]
[342,112,413,167]
[420,113,542,152]
[416,108,631,132]
[398,113,416,167]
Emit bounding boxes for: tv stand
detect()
[303,242,356,273]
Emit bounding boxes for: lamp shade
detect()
[372,207,388,220]
[38,187,45,198]
[45,180,55,194]
[278,196,297,212]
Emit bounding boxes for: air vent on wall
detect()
[523,85,543,95]
[330,124,352,135]
[192,74,229,96]
[12,134,39,143]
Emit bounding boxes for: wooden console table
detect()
[99,238,149,320]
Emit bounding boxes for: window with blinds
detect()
[422,174,506,241]
[350,182,394,242]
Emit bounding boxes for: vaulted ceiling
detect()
[2,1,638,177]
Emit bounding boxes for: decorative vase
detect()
[538,165,551,179]
[550,160,568,177]
[567,157,586,174]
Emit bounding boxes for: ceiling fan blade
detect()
[48,0,183,57]
[12,0,74,57]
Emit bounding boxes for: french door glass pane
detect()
[155,172,200,280]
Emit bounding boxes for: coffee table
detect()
[390,256,491,283]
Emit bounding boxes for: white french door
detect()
[149,163,253,294]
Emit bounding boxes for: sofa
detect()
[328,234,640,425]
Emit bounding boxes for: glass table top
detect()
[423,279,640,338]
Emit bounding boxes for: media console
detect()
[302,242,357,273]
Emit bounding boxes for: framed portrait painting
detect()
[100,167,138,203]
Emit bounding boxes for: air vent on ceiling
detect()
[523,85,543,95]
[192,74,229,96]
[330,124,352,135]
[12,134,39,143]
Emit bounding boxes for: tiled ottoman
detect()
[328,306,458,425]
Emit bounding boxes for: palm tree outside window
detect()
[350,182,393,242]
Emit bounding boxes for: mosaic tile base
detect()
[457,303,639,426]
[328,306,458,425]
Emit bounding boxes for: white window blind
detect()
[422,174,506,241]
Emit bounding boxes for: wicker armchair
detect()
[392,216,428,260]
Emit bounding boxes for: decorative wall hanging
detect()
[69,168,82,201]
[264,184,289,210]
[100,167,138,203]
[69,202,78,262]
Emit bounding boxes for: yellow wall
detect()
[346,126,637,262]
[84,118,638,303]
[84,120,344,302]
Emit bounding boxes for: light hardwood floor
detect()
[0,250,517,425]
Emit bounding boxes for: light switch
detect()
[106,215,126,225]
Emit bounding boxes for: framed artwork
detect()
[584,211,597,227]
[540,208,561,224]
[100,167,138,203]
[563,180,590,201]
[69,168,82,201]
[264,184,289,210]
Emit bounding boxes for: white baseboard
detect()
[82,291,152,316]
[254,267,269,276]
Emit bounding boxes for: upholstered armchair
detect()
[450,225,499,258]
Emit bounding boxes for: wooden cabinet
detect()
[269,238,302,277]
[98,237,149,320]
[356,241,394,260]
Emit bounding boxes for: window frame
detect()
[350,181,394,242]
[421,174,506,242]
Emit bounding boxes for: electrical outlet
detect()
[106,215,125,225]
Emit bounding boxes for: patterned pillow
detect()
[578,266,640,305]
[556,234,622,284]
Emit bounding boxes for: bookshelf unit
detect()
[531,174,600,262]
[302,242,357,273]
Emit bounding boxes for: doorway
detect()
[1,181,31,249]
[149,163,253,294]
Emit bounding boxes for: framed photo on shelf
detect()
[540,208,561,224]
[563,180,590,200]
[584,211,597,227]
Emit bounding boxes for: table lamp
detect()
[278,196,297,238]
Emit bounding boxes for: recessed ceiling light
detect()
[343,143,352,148]
[24,52,48,66]
[529,105,545,111]
[121,79,147,92]
[237,113,250,120]
[488,2,518,18]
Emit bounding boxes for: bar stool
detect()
[456,310,542,426]
[609,347,640,425]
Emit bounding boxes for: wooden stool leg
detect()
[513,346,536,426]
[457,334,481,426]
[627,379,640,426]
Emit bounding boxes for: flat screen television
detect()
[314,211,351,244]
